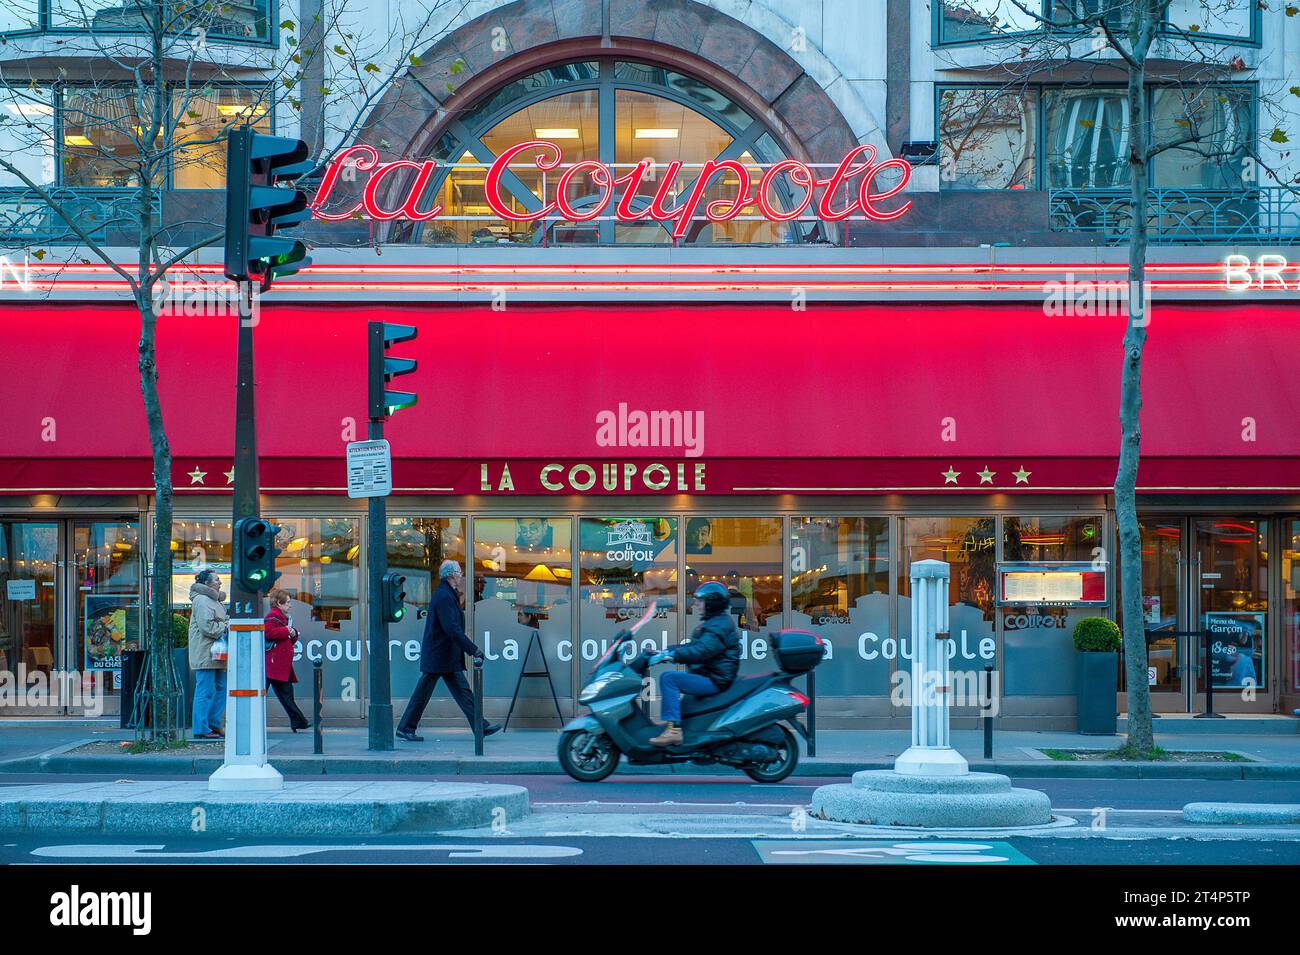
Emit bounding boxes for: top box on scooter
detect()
[772,630,826,674]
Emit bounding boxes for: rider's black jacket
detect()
[671,609,742,690]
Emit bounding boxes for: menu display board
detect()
[996,561,1108,607]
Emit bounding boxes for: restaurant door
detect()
[0,517,140,716]
[1133,517,1274,714]
[1191,518,1271,714]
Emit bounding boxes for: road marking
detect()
[754,840,1035,865]
[30,844,583,860]
[533,800,802,809]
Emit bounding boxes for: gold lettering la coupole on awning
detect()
[480,462,707,493]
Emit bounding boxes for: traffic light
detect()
[368,322,418,419]
[233,517,282,593]
[380,571,407,623]
[224,126,313,291]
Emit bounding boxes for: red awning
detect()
[1,301,1297,494]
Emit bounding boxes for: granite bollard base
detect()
[0,781,531,836]
[810,770,1052,828]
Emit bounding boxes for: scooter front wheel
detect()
[743,724,799,783]
[558,729,621,782]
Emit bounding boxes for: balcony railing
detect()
[0,188,162,243]
[1049,188,1300,245]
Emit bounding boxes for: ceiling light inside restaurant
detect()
[634,128,679,139]
[535,128,580,139]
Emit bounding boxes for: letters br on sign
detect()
[346,439,393,499]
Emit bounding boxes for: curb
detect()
[5,754,1297,780]
[1183,802,1300,825]
[0,781,531,835]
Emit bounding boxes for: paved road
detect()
[3,771,1297,808]
[3,832,1299,865]
[2,774,1298,866]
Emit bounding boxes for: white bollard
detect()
[208,618,283,791]
[895,559,969,776]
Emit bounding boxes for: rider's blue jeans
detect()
[659,671,719,723]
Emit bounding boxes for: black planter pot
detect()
[173,647,194,729]
[1077,650,1119,735]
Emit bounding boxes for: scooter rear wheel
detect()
[742,724,799,783]
[558,729,621,782]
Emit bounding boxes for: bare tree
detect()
[0,0,465,742]
[936,0,1284,754]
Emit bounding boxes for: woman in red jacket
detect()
[265,588,310,731]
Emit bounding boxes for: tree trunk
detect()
[1116,38,1154,753]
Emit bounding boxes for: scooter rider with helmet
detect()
[649,581,741,746]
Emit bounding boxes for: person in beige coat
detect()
[188,569,229,738]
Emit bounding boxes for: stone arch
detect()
[342,0,884,239]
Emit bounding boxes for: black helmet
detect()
[693,581,730,615]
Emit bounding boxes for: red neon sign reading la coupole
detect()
[310,141,912,238]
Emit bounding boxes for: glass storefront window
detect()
[579,518,679,679]
[683,517,783,679]
[473,517,574,705]
[1166,0,1252,38]
[0,0,37,31]
[1197,519,1267,692]
[1151,86,1251,189]
[899,517,997,702]
[1002,515,1105,696]
[386,518,465,699]
[272,518,363,712]
[1045,89,1129,189]
[939,0,1041,42]
[0,90,55,186]
[939,88,1037,190]
[61,87,159,188]
[49,0,272,40]
[410,58,799,246]
[1130,519,1183,695]
[172,87,271,188]
[791,517,891,696]
[72,520,140,700]
[0,522,58,682]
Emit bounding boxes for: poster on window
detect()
[1203,612,1265,689]
[83,595,138,671]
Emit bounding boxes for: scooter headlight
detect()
[579,674,616,703]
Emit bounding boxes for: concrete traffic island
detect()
[811,769,1052,828]
[810,560,1053,830]
[0,780,530,836]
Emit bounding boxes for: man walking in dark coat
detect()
[396,560,502,742]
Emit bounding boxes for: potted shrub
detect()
[1073,616,1122,735]
[172,612,194,726]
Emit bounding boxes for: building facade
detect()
[0,0,1297,727]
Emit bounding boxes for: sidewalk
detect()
[4,725,1298,778]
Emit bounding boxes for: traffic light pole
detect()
[366,415,393,750]
[210,279,281,792]
[231,280,262,619]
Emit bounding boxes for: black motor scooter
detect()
[557,602,825,783]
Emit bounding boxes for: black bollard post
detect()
[983,665,994,760]
[472,656,484,757]
[1197,629,1225,719]
[313,659,324,755]
[805,668,816,757]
